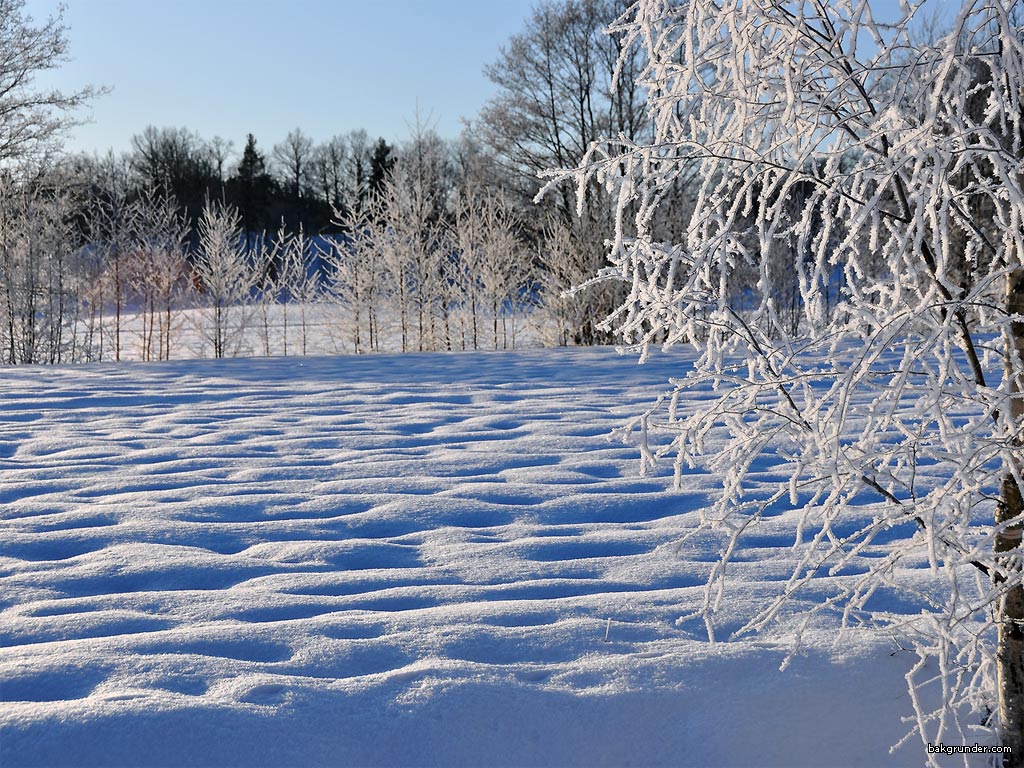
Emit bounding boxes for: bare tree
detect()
[205,135,234,187]
[476,0,650,345]
[272,128,315,201]
[310,136,349,212]
[477,0,646,213]
[130,126,215,218]
[0,0,97,166]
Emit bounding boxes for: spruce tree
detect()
[228,133,275,245]
[368,138,394,200]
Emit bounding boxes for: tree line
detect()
[0,0,676,364]
[80,126,396,239]
[2,121,617,364]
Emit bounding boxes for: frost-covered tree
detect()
[128,190,190,362]
[276,225,318,356]
[194,202,254,359]
[395,123,453,351]
[551,0,1024,761]
[0,176,79,363]
[451,192,489,350]
[326,203,384,354]
[536,212,622,346]
[452,188,533,350]
[343,128,452,354]
[253,229,281,357]
[374,180,428,353]
[82,163,136,362]
[82,184,193,362]
[291,232,321,357]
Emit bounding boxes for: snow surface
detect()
[0,347,934,766]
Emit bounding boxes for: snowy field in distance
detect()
[0,347,936,766]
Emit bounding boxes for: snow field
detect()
[0,348,935,766]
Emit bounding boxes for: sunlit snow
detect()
[0,348,927,766]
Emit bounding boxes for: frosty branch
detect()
[547,0,1024,762]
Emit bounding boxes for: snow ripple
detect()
[0,349,921,767]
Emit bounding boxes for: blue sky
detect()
[26,0,954,160]
[24,0,538,156]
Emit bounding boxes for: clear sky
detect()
[23,0,539,157]
[25,0,955,161]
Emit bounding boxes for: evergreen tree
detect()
[227,133,275,244]
[367,138,394,200]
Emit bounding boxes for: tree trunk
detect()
[997,474,1024,766]
[999,269,1024,765]
[114,258,122,362]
